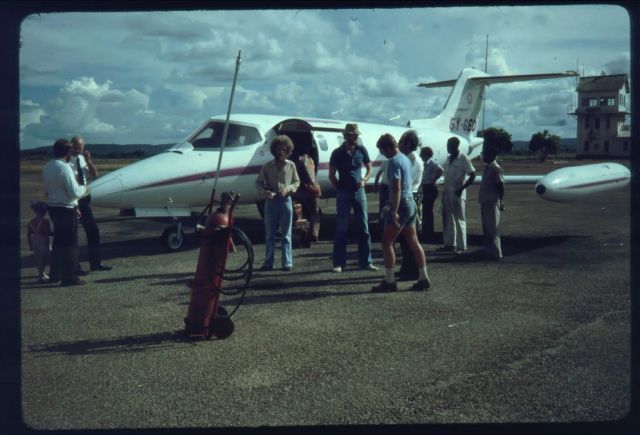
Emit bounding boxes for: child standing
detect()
[27,201,51,283]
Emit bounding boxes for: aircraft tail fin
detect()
[415,69,578,138]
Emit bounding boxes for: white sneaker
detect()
[363,263,379,271]
[332,266,342,273]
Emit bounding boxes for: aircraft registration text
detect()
[450,117,477,133]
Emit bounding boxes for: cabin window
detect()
[189,121,262,149]
[316,134,329,151]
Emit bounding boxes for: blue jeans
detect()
[333,188,372,268]
[263,196,293,268]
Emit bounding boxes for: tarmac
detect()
[18,177,633,429]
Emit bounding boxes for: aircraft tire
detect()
[161,225,185,251]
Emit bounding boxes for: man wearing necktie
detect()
[70,136,112,272]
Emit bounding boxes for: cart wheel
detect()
[207,315,235,339]
[161,225,185,251]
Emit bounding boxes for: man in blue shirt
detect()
[372,133,430,292]
[328,123,377,272]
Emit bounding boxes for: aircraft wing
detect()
[433,162,629,203]
[435,175,540,185]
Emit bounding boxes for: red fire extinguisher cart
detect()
[183,191,240,339]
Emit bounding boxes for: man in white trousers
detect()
[479,145,505,260]
[439,137,475,254]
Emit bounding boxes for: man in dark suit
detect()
[70,136,112,272]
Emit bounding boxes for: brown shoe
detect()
[410,279,431,291]
[371,280,398,293]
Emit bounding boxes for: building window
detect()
[584,116,589,129]
[589,98,598,107]
[607,97,616,106]
[623,141,629,152]
[606,115,610,129]
[599,98,607,106]
[584,140,590,152]
[595,118,600,129]
[604,141,609,152]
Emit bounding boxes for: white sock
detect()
[385,267,395,283]
[418,266,429,281]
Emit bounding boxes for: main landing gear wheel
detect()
[161,225,185,251]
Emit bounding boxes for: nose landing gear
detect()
[161,221,185,251]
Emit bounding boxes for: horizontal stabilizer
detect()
[418,71,578,88]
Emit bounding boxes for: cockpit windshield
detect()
[181,121,262,150]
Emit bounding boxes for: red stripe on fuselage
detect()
[125,164,264,192]
[127,160,383,192]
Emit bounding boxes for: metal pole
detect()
[212,50,242,200]
[481,34,488,133]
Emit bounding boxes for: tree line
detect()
[21,149,149,159]
[478,127,566,162]
[21,129,568,162]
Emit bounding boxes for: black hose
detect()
[205,226,253,318]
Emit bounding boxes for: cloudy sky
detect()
[19,5,631,149]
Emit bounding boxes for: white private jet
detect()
[88,67,631,250]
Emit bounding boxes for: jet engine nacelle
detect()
[535,162,630,202]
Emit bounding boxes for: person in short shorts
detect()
[371,133,431,293]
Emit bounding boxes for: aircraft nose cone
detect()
[88,175,124,207]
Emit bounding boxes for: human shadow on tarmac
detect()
[27,331,207,356]
[425,234,580,263]
[19,272,194,288]
[19,236,197,269]
[222,289,368,308]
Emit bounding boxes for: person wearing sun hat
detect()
[328,123,378,273]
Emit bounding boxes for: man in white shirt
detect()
[420,146,444,243]
[479,146,505,260]
[43,139,89,286]
[70,136,111,272]
[440,137,476,253]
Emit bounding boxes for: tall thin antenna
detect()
[481,34,488,133]
[211,50,242,202]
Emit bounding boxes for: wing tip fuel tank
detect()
[535,162,630,202]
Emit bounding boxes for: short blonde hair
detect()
[270,135,294,157]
